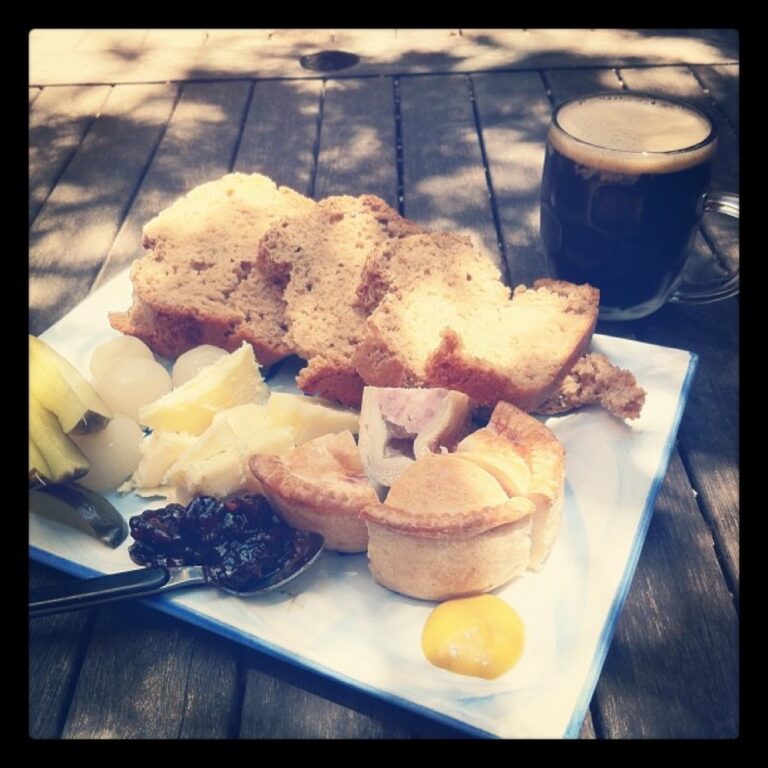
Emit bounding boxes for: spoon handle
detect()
[29,566,204,617]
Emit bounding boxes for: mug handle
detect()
[671,191,739,304]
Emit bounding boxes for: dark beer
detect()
[540,93,717,319]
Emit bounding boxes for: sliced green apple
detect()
[29,393,90,483]
[29,335,112,434]
[29,436,51,487]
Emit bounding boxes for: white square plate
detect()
[29,269,696,738]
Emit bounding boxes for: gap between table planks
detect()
[29,85,112,226]
[29,63,737,738]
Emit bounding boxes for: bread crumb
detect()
[535,353,646,420]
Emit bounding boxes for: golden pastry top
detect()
[361,401,565,538]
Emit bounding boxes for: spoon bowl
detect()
[29,532,324,617]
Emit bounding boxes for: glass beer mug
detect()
[539,91,739,320]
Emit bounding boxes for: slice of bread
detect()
[354,232,511,388]
[426,280,599,409]
[354,229,600,410]
[109,173,316,365]
[258,195,424,404]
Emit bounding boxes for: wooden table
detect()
[29,29,739,739]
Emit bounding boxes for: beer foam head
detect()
[550,93,716,174]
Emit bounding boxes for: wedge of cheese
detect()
[164,403,294,500]
[138,342,268,435]
[133,430,197,488]
[265,392,359,445]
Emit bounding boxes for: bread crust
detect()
[295,356,366,408]
[352,318,423,389]
[109,290,292,365]
[424,280,599,409]
[112,173,641,422]
[357,277,600,411]
[425,328,559,410]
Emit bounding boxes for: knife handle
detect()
[29,567,171,617]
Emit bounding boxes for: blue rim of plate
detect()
[28,545,497,739]
[28,348,698,740]
[562,349,699,738]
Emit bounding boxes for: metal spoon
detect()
[29,533,324,617]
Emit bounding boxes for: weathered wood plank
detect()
[544,67,622,103]
[462,29,739,67]
[471,71,552,285]
[28,563,95,738]
[177,635,242,738]
[75,29,150,51]
[240,668,405,739]
[61,602,240,739]
[203,28,295,47]
[691,64,739,131]
[313,77,398,206]
[31,29,88,50]
[331,28,399,49]
[400,74,501,268]
[579,708,597,739]
[92,80,252,290]
[145,29,208,49]
[238,648,462,739]
[234,79,322,195]
[30,29,739,86]
[29,85,112,225]
[592,453,738,738]
[634,298,739,597]
[255,28,333,48]
[29,83,177,335]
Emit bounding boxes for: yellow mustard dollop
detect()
[421,595,525,680]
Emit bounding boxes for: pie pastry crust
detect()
[361,402,565,599]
